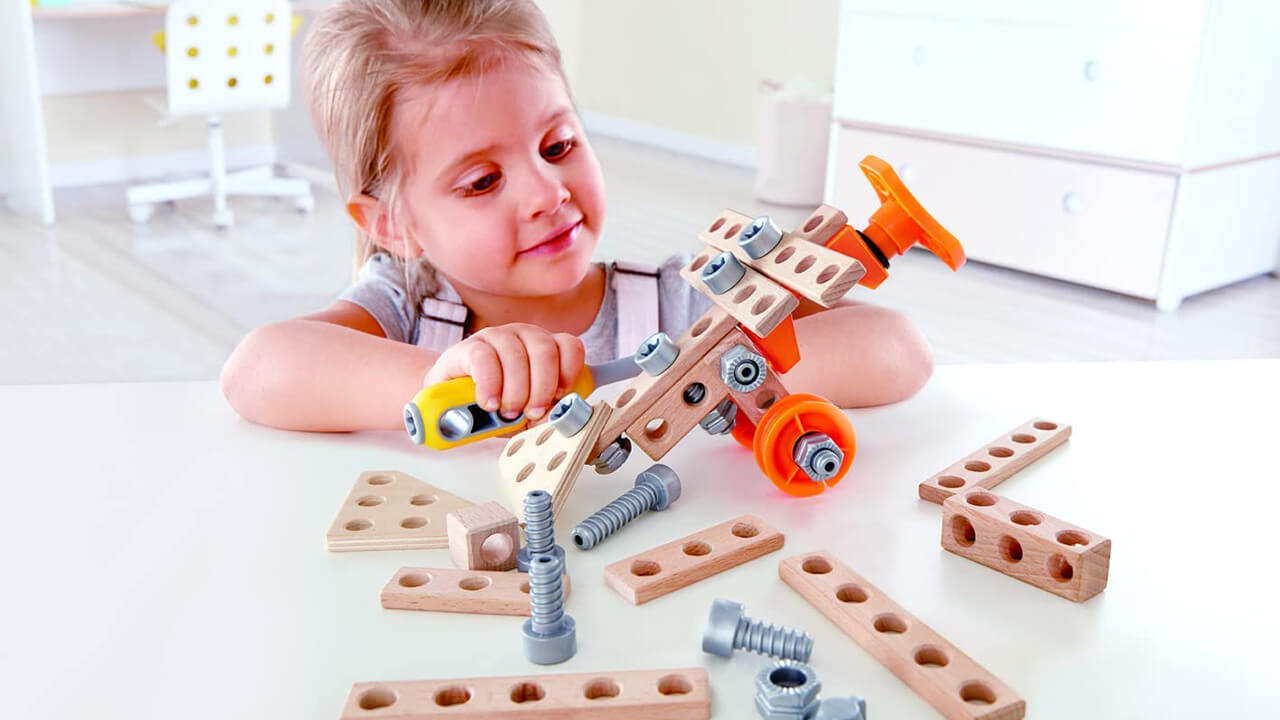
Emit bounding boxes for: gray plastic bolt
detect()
[590,436,631,475]
[548,392,592,437]
[571,464,681,550]
[635,332,680,375]
[755,660,822,720]
[739,216,784,259]
[699,397,738,436]
[720,345,768,393]
[701,251,746,295]
[793,432,843,483]
[517,490,565,572]
[521,553,576,665]
[814,697,867,720]
[703,598,813,662]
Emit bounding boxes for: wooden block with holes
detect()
[604,515,785,605]
[942,490,1111,603]
[447,502,520,571]
[780,552,1025,720]
[789,204,850,245]
[380,567,571,617]
[680,249,800,337]
[341,667,710,719]
[626,328,788,461]
[591,308,739,459]
[498,400,612,520]
[327,471,474,552]
[919,419,1072,504]
[698,208,865,307]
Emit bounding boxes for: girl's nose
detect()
[524,166,570,220]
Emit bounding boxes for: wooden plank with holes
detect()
[326,471,474,552]
[590,308,739,458]
[380,567,572,617]
[604,515,785,605]
[919,419,1072,504]
[788,204,850,245]
[698,208,865,307]
[341,667,711,719]
[498,401,612,520]
[780,552,1025,720]
[942,490,1111,603]
[679,248,800,338]
[626,328,788,461]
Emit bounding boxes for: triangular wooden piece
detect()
[497,401,612,520]
[326,470,474,552]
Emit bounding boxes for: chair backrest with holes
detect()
[164,0,292,116]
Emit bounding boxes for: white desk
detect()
[2,361,1277,719]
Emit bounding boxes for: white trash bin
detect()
[754,77,833,207]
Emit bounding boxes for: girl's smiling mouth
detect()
[519,218,582,258]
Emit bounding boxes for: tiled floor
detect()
[2,135,1277,384]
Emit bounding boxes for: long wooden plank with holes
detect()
[380,567,573,617]
[626,328,788,461]
[679,248,800,338]
[590,307,739,459]
[780,552,1025,720]
[497,400,612,520]
[604,515,785,605]
[919,419,1072,504]
[942,490,1111,603]
[698,208,865,307]
[340,667,711,719]
[327,471,474,552]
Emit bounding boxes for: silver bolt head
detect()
[516,544,565,573]
[590,436,631,475]
[755,661,823,719]
[521,614,577,665]
[548,392,593,437]
[739,216,784,259]
[636,463,681,510]
[701,598,744,658]
[793,432,844,482]
[701,251,746,295]
[815,696,867,720]
[635,332,680,375]
[699,398,738,436]
[720,344,768,393]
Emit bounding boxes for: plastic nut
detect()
[793,432,843,483]
[755,661,822,720]
[720,345,768,393]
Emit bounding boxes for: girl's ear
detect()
[345,193,423,258]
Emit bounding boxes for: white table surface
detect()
[3,361,1277,719]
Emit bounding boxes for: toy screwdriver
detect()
[403,356,642,450]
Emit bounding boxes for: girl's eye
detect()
[464,171,501,195]
[541,137,574,161]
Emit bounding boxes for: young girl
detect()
[220,0,933,433]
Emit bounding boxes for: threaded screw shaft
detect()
[523,490,555,556]
[527,552,567,635]
[735,615,813,662]
[572,482,660,550]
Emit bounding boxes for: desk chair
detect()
[126,0,312,228]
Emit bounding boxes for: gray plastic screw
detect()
[635,332,680,376]
[517,490,565,572]
[699,397,738,436]
[521,553,576,665]
[701,251,747,295]
[571,464,681,550]
[814,696,867,720]
[590,436,631,475]
[548,392,592,437]
[703,598,813,662]
[739,216,784,259]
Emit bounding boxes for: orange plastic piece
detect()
[730,406,756,451]
[743,313,801,374]
[827,155,966,289]
[752,393,857,497]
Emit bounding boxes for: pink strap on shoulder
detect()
[612,260,660,359]
[415,278,469,353]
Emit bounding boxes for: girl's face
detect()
[388,62,605,298]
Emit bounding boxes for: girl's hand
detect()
[423,324,586,422]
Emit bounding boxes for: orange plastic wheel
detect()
[730,406,756,451]
[752,393,856,497]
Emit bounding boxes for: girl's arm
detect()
[780,299,934,408]
[220,301,438,432]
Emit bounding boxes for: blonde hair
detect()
[304,0,565,300]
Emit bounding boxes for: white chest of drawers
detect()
[825,0,1280,309]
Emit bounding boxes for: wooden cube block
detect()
[446,502,520,571]
[941,490,1111,603]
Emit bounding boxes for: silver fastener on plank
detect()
[720,344,768,393]
[699,397,738,436]
[521,553,576,665]
[571,464,681,550]
[590,436,631,475]
[739,215,784,259]
[701,251,747,295]
[517,490,565,572]
[548,392,592,437]
[635,332,679,375]
[703,598,813,661]
[793,432,843,483]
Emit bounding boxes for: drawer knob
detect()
[1062,192,1082,215]
[1083,61,1100,82]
